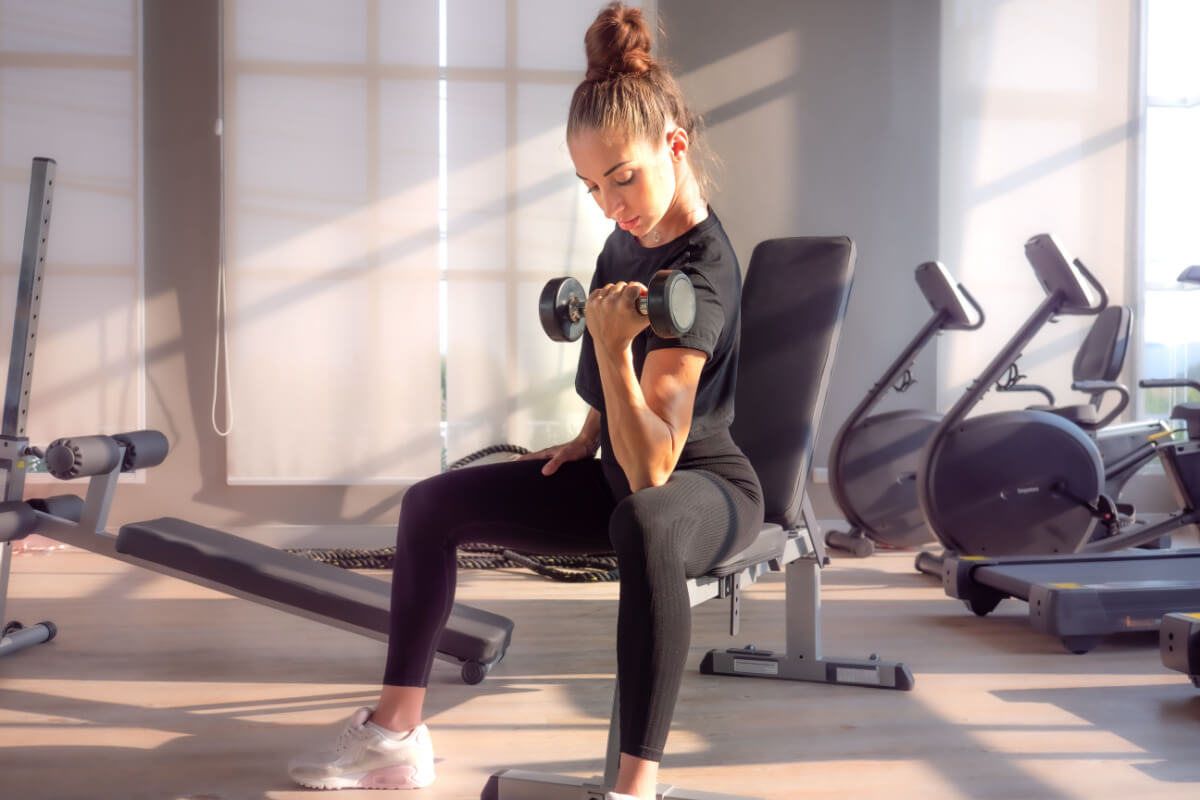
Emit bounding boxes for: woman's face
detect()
[568,127,680,242]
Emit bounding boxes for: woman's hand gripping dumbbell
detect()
[538,269,696,343]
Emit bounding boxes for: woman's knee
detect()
[396,471,461,550]
[608,490,686,567]
[608,492,651,553]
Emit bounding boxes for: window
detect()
[0,0,144,448]
[1139,0,1200,417]
[223,1,648,483]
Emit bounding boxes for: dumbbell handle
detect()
[565,290,651,322]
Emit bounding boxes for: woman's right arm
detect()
[519,407,602,476]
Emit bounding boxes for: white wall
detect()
[937,0,1140,414]
[660,0,942,513]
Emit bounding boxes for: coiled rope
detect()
[288,444,620,583]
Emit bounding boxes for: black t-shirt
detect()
[576,209,754,499]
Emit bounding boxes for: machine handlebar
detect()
[1140,378,1200,394]
[1024,233,1107,316]
[914,261,985,331]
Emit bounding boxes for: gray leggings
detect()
[383,456,763,762]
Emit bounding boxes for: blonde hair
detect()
[567,2,715,199]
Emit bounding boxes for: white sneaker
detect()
[288,707,435,790]
[605,793,641,800]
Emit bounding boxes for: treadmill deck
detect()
[943,548,1200,652]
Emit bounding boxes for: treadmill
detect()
[939,548,1200,653]
[934,384,1200,653]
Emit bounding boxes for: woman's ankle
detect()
[373,685,426,733]
[614,752,658,799]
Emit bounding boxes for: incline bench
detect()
[0,157,511,682]
[2,436,513,684]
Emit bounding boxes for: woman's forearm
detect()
[594,345,678,491]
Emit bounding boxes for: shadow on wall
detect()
[661,0,944,471]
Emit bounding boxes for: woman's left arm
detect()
[594,339,706,492]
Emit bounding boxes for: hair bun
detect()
[584,2,656,82]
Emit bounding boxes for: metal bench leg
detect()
[700,503,914,691]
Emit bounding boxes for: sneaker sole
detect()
[292,765,435,790]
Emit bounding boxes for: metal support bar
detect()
[787,555,821,660]
[0,541,13,647]
[0,158,55,657]
[4,158,55,448]
[0,617,55,657]
[729,576,741,636]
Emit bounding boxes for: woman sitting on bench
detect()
[287,5,764,798]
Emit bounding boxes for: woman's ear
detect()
[666,126,689,161]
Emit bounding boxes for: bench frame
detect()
[484,495,912,800]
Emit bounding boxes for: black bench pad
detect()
[115,517,513,667]
[703,524,787,578]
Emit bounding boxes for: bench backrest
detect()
[730,237,857,529]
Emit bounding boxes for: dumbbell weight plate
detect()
[645,269,696,339]
[539,276,588,342]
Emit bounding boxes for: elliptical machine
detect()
[825,262,984,557]
[915,234,1170,558]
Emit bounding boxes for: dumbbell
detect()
[538,269,697,343]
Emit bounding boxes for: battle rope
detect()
[288,444,621,583]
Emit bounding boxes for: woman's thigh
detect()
[608,469,764,578]
[399,456,617,555]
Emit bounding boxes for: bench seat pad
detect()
[702,523,787,579]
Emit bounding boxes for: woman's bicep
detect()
[641,347,707,446]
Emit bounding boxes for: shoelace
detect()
[333,721,365,753]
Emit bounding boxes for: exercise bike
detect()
[992,302,1169,508]
[826,259,1166,558]
[825,261,984,557]
[923,251,1200,652]
[916,233,1196,558]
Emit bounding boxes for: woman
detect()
[288,5,763,798]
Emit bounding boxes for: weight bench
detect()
[9,484,512,683]
[484,237,914,800]
[0,157,513,682]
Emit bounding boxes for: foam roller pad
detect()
[28,494,85,522]
[0,500,36,542]
[112,430,169,472]
[45,435,122,480]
